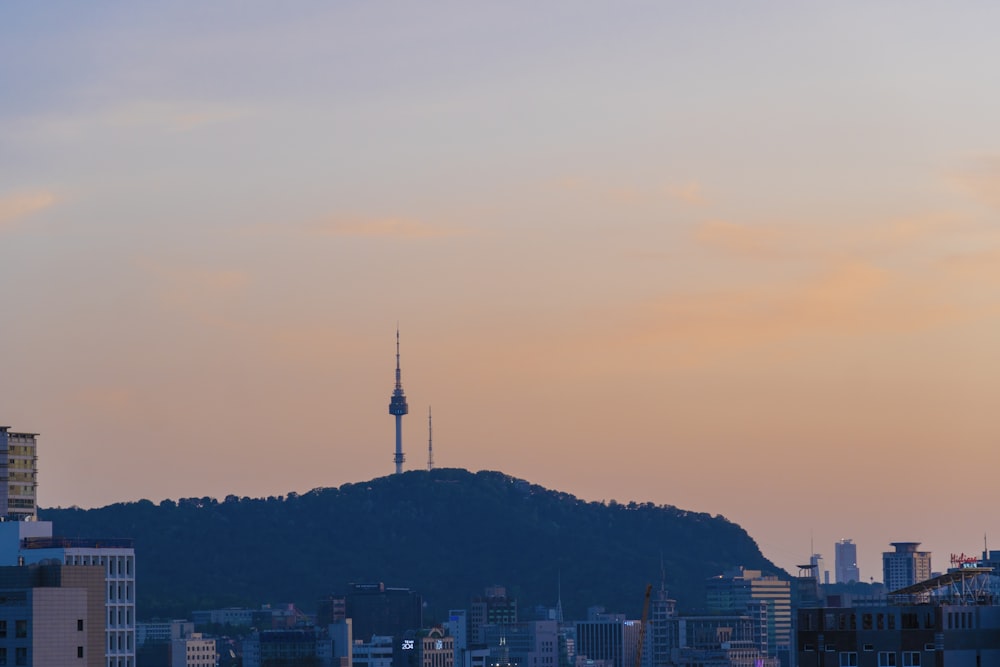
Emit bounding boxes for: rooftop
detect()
[21,536,134,550]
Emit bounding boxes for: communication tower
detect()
[388,328,409,474]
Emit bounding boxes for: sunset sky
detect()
[3,2,1000,582]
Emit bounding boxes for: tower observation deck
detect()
[388,328,409,474]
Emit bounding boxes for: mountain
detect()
[40,468,784,622]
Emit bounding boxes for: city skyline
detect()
[2,3,1000,582]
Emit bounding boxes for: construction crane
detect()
[634,584,653,667]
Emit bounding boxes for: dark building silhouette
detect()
[470,585,517,644]
[346,582,423,641]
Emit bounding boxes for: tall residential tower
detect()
[0,426,38,521]
[882,542,931,591]
[388,329,409,475]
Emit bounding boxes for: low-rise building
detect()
[0,561,105,667]
[797,567,1000,666]
[171,632,216,667]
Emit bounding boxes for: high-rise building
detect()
[446,610,470,667]
[705,567,792,666]
[470,586,517,644]
[345,582,422,641]
[882,542,931,592]
[0,425,137,667]
[0,426,38,521]
[575,616,641,667]
[835,539,860,584]
[648,584,677,667]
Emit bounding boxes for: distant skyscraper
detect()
[835,539,860,584]
[705,567,792,665]
[0,426,38,521]
[882,542,931,591]
[388,329,409,475]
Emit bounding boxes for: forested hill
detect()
[41,468,784,621]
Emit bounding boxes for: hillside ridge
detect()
[41,468,784,621]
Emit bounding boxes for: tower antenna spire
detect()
[388,326,409,474]
[427,406,434,471]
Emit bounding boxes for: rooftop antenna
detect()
[427,406,434,471]
[388,326,409,474]
[556,569,564,624]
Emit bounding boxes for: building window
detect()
[878,653,897,667]
[0,620,6,638]
[840,652,858,666]
[0,647,6,665]
[14,621,26,639]
[903,653,920,667]
[78,647,84,658]
[13,648,25,667]
[78,619,84,632]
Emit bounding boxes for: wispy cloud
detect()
[948,155,1000,209]
[662,181,707,206]
[0,191,57,230]
[635,261,958,363]
[310,216,466,239]
[693,214,961,260]
[6,102,249,143]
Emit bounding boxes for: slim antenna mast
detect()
[427,406,434,471]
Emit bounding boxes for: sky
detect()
[2,2,1000,583]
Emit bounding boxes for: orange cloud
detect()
[636,262,958,363]
[663,181,707,206]
[948,155,1000,209]
[312,216,464,239]
[0,191,57,230]
[694,219,788,257]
